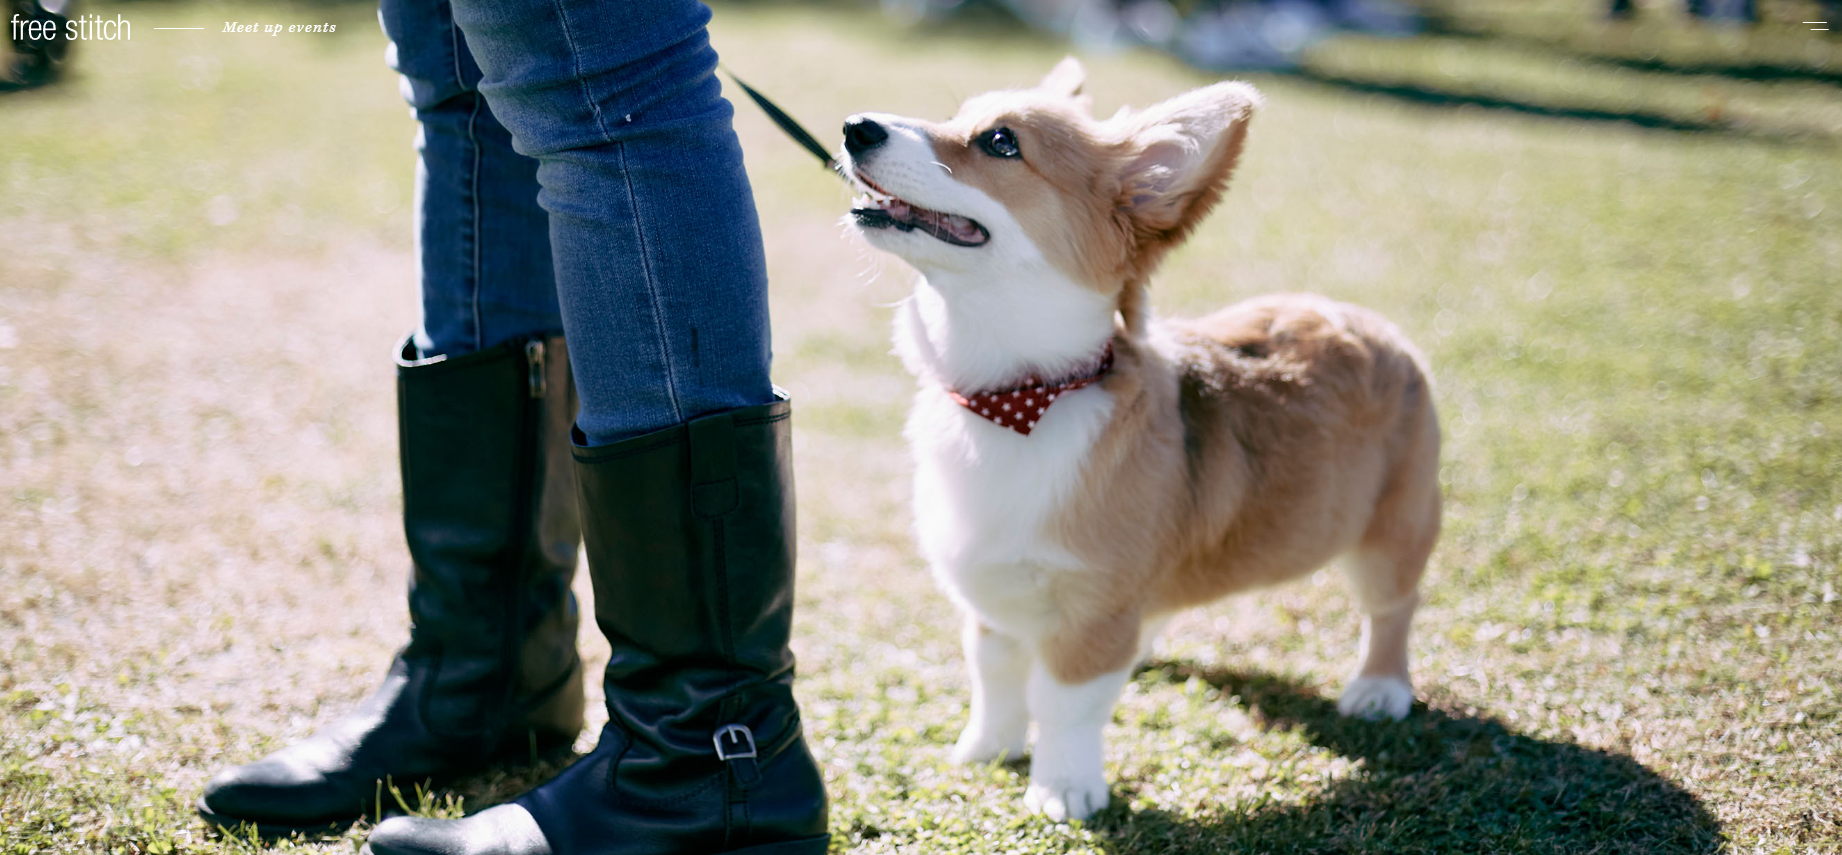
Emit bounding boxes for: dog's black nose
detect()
[843,116,888,156]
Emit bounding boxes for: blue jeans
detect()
[379,0,777,446]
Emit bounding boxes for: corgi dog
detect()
[838,59,1442,822]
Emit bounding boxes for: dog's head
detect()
[841,58,1260,309]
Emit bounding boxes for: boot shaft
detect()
[194,338,590,834]
[571,396,803,784]
[359,395,829,855]
[395,334,583,736]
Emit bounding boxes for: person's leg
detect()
[441,0,777,446]
[362,2,827,854]
[404,3,563,357]
[195,0,586,835]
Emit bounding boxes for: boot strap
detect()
[715,724,762,786]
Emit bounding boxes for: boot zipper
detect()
[496,336,546,751]
[526,340,547,399]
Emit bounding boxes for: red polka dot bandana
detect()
[946,344,1115,436]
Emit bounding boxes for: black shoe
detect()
[197,335,587,838]
[364,395,829,855]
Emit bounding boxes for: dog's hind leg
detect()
[951,617,1033,765]
[1338,426,1441,721]
[1336,570,1419,721]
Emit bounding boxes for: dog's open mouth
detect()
[850,172,990,247]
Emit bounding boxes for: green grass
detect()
[2,0,1839,852]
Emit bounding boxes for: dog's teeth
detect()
[849,185,985,245]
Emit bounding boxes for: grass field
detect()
[3,0,1840,852]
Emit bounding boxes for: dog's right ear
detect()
[1111,81,1260,270]
[1038,56,1090,112]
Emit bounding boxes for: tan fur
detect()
[928,97,1131,297]
[1042,296,1441,683]
[920,83,1260,342]
[911,66,1441,687]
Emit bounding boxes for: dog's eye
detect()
[978,127,1021,159]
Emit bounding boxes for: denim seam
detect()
[445,9,484,351]
[616,140,686,425]
[549,0,614,141]
[442,0,464,96]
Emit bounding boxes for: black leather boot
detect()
[197,335,587,837]
[364,395,829,855]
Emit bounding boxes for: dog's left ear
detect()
[1038,56,1091,112]
[1039,56,1086,98]
[1113,81,1260,249]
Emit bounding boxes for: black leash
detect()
[720,66,841,175]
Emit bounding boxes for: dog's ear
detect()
[1038,56,1092,114]
[1112,82,1260,259]
[1039,56,1086,99]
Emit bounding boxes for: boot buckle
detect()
[713,724,757,761]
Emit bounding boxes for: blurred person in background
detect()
[1166,0,1423,71]
[5,0,74,89]
[1611,0,1756,20]
[1612,0,1842,24]
[193,0,831,853]
[955,0,1423,72]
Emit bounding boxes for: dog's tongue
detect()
[887,200,986,245]
[933,212,986,244]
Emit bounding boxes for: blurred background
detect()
[3,1,1840,853]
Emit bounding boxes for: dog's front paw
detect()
[950,727,1027,765]
[1023,775,1109,822]
[1337,675,1414,721]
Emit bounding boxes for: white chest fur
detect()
[897,279,1118,641]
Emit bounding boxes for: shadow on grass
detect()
[1094,661,1724,855]
[1420,10,1842,89]
[1284,66,1815,143]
